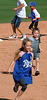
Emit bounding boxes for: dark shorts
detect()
[29,21,38,30]
[33,52,40,60]
[19,78,26,86]
[11,15,23,28]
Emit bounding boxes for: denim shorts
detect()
[11,15,23,28]
[33,52,40,60]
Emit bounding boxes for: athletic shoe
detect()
[0,39,3,41]
[20,35,28,40]
[9,35,18,39]
[13,85,18,92]
[14,35,18,39]
[35,70,40,76]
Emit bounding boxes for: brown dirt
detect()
[0,21,47,100]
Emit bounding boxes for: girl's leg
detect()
[15,90,24,100]
[13,83,20,92]
[15,78,27,100]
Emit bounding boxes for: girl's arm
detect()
[7,60,15,74]
[7,53,22,73]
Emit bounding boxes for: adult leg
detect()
[11,23,17,35]
[15,16,23,35]
[11,15,17,35]
[16,27,23,35]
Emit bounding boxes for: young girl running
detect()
[7,38,33,100]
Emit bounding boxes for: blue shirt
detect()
[29,37,40,53]
[13,52,33,84]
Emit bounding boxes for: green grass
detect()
[0,0,47,23]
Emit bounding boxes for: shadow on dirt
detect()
[0,37,17,41]
[0,98,11,100]
[0,34,47,41]
[0,71,13,74]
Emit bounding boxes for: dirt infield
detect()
[0,21,47,100]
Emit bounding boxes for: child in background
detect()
[7,38,33,100]
[9,0,27,40]
[26,1,40,30]
[29,28,42,76]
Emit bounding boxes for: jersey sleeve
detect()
[33,9,40,19]
[28,13,32,18]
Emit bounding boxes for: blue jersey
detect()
[13,52,33,84]
[28,8,40,22]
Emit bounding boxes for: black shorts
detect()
[19,78,27,91]
[29,21,38,30]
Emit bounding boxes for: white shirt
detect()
[16,0,27,18]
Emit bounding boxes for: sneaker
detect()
[35,70,40,76]
[14,35,18,39]
[21,35,28,40]
[9,35,18,39]
[13,85,18,92]
[0,39,3,41]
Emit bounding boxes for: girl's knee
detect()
[21,84,27,91]
[19,78,27,91]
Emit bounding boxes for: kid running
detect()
[26,1,40,30]
[9,0,27,40]
[29,28,43,76]
[7,38,33,100]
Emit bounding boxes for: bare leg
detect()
[16,83,20,88]
[36,58,39,71]
[11,24,24,36]
[32,59,36,69]
[11,23,17,35]
[16,27,23,35]
[15,90,24,100]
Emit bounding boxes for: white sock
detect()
[36,69,39,71]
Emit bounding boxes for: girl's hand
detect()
[6,68,11,74]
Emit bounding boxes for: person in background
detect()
[29,28,43,76]
[26,1,40,30]
[9,0,27,40]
